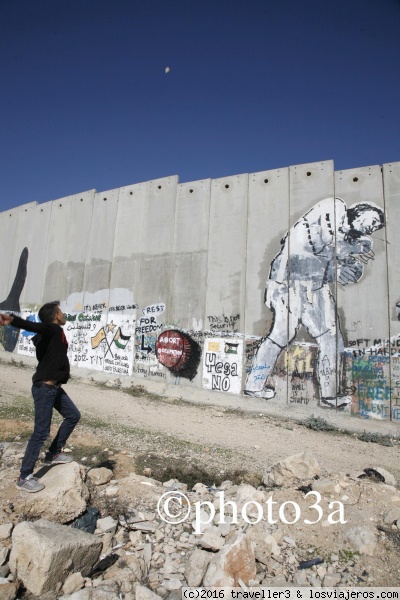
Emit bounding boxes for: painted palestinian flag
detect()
[113,327,131,349]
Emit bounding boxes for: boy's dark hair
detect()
[347,203,385,229]
[38,301,60,324]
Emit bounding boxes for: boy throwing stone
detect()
[0,302,80,492]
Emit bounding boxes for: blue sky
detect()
[1,0,399,212]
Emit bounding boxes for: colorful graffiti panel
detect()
[202,337,243,395]
[344,342,397,421]
[64,311,107,371]
[64,311,136,375]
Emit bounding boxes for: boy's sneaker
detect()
[43,452,74,465]
[16,474,45,493]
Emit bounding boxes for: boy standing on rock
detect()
[0,301,80,493]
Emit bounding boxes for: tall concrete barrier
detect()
[1,159,399,423]
[383,162,400,420]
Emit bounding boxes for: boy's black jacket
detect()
[10,315,70,384]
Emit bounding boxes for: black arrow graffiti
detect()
[141,335,153,354]
[0,248,28,312]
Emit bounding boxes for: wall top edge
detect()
[0,191,96,216]
[178,178,212,187]
[212,172,249,183]
[382,161,400,168]
[51,189,96,203]
[335,164,382,175]
[0,201,38,216]
[2,161,399,215]
[289,159,334,170]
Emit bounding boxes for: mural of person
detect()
[244,198,385,408]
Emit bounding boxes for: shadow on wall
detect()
[0,248,29,352]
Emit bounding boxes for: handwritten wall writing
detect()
[134,303,165,380]
[207,314,240,332]
[202,337,243,395]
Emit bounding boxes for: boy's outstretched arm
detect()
[0,313,54,335]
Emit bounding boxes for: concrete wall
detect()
[1,160,400,423]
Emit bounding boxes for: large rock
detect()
[61,589,121,599]
[203,532,256,587]
[112,473,163,509]
[345,526,377,556]
[17,462,89,523]
[103,553,144,583]
[0,523,13,542]
[96,516,118,534]
[198,526,225,551]
[383,508,400,525]
[245,522,281,564]
[0,565,10,578]
[87,467,113,486]
[235,484,267,518]
[185,548,212,586]
[62,572,85,595]
[373,467,396,486]
[311,479,341,495]
[0,581,19,600]
[9,519,102,596]
[0,544,9,566]
[135,583,164,600]
[191,508,213,534]
[324,574,341,587]
[103,566,138,594]
[265,452,321,486]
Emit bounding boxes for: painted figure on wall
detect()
[0,247,29,352]
[244,198,384,407]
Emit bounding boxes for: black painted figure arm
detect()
[0,248,29,352]
[0,248,28,312]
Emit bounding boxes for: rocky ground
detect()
[0,361,400,598]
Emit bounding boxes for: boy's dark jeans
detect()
[20,383,81,479]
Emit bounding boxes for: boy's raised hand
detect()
[0,314,14,326]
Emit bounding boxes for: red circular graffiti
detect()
[156,330,192,371]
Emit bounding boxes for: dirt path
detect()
[0,361,399,483]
